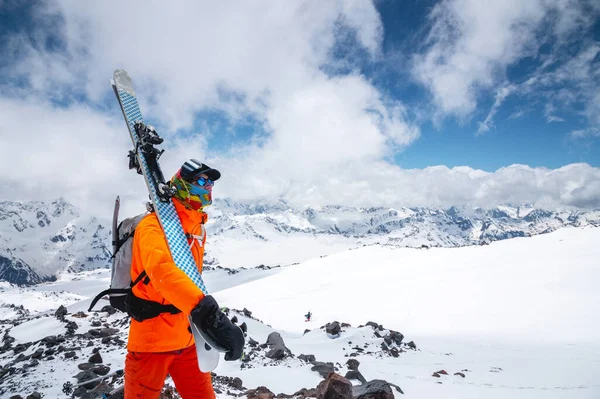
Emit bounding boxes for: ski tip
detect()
[113,69,135,96]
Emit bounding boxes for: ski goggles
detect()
[194,176,214,187]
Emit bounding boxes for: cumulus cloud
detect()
[0,0,599,217]
[413,0,600,133]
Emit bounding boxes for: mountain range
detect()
[0,198,598,285]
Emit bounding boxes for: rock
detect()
[232,377,243,390]
[64,351,76,358]
[265,332,289,358]
[315,373,352,399]
[78,363,94,370]
[41,335,63,347]
[91,320,102,327]
[99,328,119,337]
[100,305,117,315]
[352,380,394,399]
[13,344,28,354]
[389,331,404,345]
[344,370,367,384]
[303,329,311,335]
[91,364,110,375]
[243,308,252,317]
[298,354,316,363]
[365,321,379,329]
[89,352,103,364]
[266,348,285,360]
[55,305,68,318]
[245,386,274,399]
[248,337,259,347]
[345,359,359,370]
[240,322,248,333]
[407,341,417,350]
[435,369,448,375]
[81,381,112,399]
[266,332,285,349]
[231,315,238,324]
[389,347,399,358]
[311,362,335,378]
[454,372,466,378]
[325,322,341,337]
[30,348,44,359]
[26,393,42,399]
[71,311,88,318]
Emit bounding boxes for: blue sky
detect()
[0,0,599,212]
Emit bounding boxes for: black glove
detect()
[191,295,245,361]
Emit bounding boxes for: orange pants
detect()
[124,345,215,399]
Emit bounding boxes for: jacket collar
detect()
[172,198,208,226]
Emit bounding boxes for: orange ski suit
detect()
[124,199,214,399]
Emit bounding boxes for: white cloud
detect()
[413,0,600,132]
[1,0,599,216]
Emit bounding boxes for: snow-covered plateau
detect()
[0,225,598,398]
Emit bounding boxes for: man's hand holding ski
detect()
[191,295,245,361]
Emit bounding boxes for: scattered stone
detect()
[352,380,395,399]
[91,364,110,375]
[266,348,285,360]
[311,362,335,378]
[344,370,367,384]
[64,351,76,359]
[345,359,359,371]
[100,305,117,315]
[89,352,103,364]
[55,305,68,318]
[30,348,44,360]
[325,322,341,337]
[315,373,352,399]
[298,354,316,364]
[246,386,274,399]
[407,341,417,350]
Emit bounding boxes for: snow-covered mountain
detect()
[0,199,111,286]
[1,198,599,285]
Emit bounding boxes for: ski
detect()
[111,69,221,372]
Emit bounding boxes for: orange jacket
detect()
[127,199,208,352]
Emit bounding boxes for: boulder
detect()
[326,322,341,337]
[311,362,335,378]
[352,380,394,399]
[345,359,359,371]
[316,373,352,399]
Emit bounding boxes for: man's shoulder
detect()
[136,212,161,231]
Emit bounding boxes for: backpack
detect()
[88,198,181,321]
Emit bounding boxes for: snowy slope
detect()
[0,227,598,398]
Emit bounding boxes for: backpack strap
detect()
[127,270,181,321]
[88,288,129,312]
